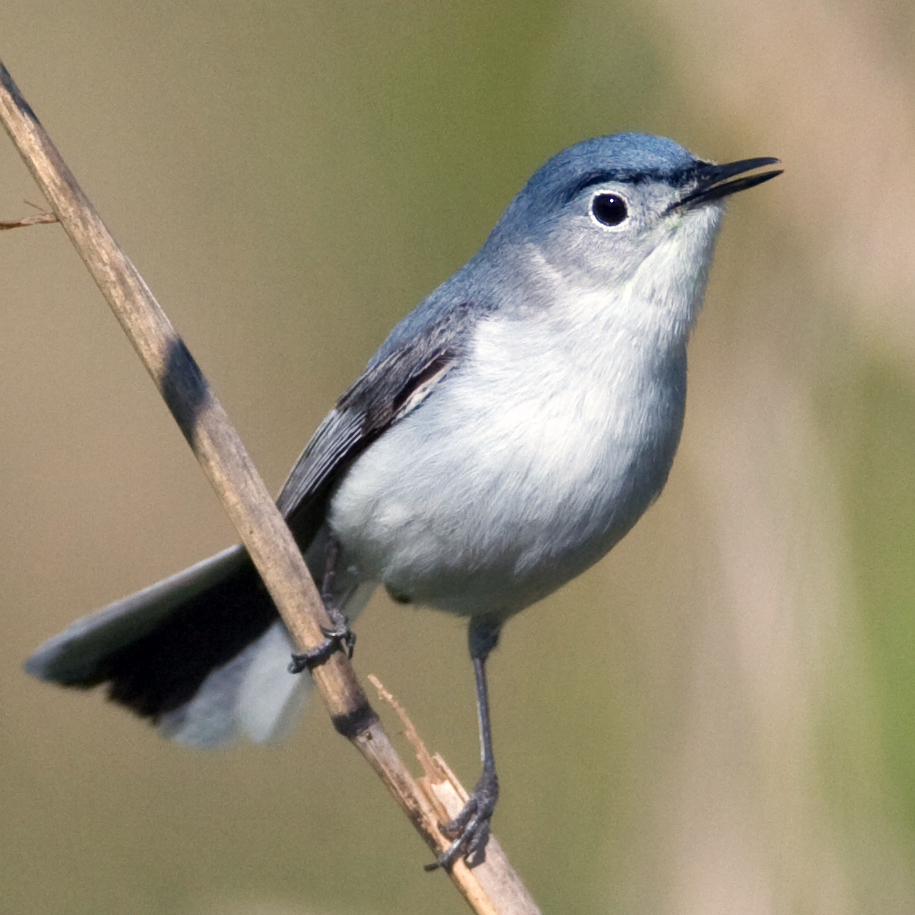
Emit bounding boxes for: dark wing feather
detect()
[24,303,483,723]
[277,301,480,547]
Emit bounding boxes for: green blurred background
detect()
[3,1,915,912]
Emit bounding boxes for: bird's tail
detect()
[25,546,311,747]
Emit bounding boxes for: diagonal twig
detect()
[0,57,539,915]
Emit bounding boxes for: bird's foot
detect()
[288,607,356,673]
[425,770,499,871]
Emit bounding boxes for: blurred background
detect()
[2,1,915,912]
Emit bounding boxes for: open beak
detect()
[670,157,782,211]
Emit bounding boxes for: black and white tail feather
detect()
[26,300,468,746]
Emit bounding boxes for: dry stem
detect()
[0,58,539,915]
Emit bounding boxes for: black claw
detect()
[425,772,498,871]
[290,535,355,672]
[336,625,356,659]
[440,801,477,841]
[288,640,332,673]
[425,835,467,872]
[288,619,355,673]
[320,614,356,659]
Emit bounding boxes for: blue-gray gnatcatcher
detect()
[26,133,780,868]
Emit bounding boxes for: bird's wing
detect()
[276,300,480,542]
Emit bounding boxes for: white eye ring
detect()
[590,192,629,227]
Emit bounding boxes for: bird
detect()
[25,132,781,869]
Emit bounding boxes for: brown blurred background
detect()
[3,1,915,913]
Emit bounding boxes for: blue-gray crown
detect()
[490,133,701,236]
[535,133,699,188]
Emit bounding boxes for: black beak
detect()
[670,157,782,212]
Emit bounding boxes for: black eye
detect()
[591,193,628,227]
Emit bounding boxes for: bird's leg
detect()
[426,615,502,871]
[288,537,356,673]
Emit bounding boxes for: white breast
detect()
[329,284,689,618]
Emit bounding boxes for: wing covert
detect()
[276,301,481,545]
